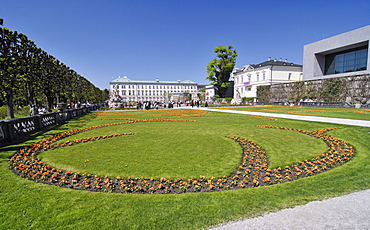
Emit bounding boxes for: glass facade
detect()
[325,46,368,75]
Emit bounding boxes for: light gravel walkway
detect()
[197,107,370,128]
[185,107,370,229]
[211,189,370,230]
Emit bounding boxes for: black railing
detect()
[0,104,103,147]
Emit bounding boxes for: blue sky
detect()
[1,1,369,89]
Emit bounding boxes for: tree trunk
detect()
[47,95,54,111]
[27,81,36,107]
[6,89,15,119]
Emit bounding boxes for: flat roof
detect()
[110,76,197,85]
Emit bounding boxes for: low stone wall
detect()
[0,105,101,147]
[258,74,370,108]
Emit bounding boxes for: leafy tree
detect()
[0,28,24,118]
[1,27,109,118]
[206,45,237,98]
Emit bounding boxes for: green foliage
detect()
[207,45,237,98]
[0,27,107,119]
[0,105,30,120]
[319,78,346,102]
[257,85,271,103]
[242,97,255,103]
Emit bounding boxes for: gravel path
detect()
[210,189,370,230]
[199,107,370,128]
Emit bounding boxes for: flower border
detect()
[9,114,355,194]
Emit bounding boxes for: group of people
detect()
[30,105,47,116]
[172,100,203,108]
[137,101,161,110]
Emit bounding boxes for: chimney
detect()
[284,59,288,62]
[156,78,159,82]
[279,58,282,62]
[267,57,271,61]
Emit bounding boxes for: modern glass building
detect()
[303,25,370,80]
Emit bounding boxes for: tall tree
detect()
[0,28,24,119]
[206,45,237,98]
[1,27,110,117]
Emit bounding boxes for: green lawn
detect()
[1,109,369,229]
[219,106,370,120]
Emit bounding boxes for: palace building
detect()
[109,76,198,107]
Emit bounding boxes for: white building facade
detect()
[109,76,198,106]
[303,25,370,80]
[232,58,302,103]
[205,85,216,101]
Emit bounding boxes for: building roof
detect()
[110,76,197,85]
[234,58,302,73]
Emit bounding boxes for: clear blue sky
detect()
[1,0,369,89]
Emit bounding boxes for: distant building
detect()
[109,76,197,107]
[232,58,302,103]
[303,25,370,80]
[205,85,215,101]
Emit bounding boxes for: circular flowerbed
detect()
[9,112,355,194]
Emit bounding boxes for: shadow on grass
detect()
[0,114,95,157]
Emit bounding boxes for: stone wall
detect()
[257,74,370,108]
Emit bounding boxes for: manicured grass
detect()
[39,122,241,179]
[1,109,370,229]
[220,106,370,120]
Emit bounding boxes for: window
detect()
[325,46,368,75]
[262,72,265,81]
[256,74,259,82]
[248,76,251,82]
[288,73,292,80]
